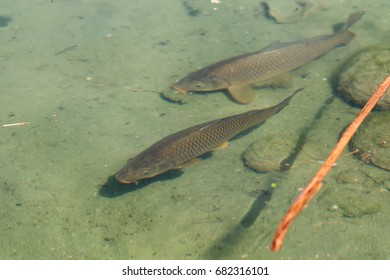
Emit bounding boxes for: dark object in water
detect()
[0,15,11,28]
[115,90,301,184]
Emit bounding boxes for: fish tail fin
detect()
[284,87,303,104]
[333,11,364,33]
[345,11,365,30]
[268,88,303,114]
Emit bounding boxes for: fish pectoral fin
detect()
[227,85,256,104]
[172,158,200,169]
[213,141,229,151]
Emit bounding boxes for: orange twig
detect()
[271,75,390,252]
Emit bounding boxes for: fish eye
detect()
[143,169,149,175]
[195,83,202,88]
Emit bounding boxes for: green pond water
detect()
[0,0,389,259]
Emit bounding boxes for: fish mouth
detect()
[115,173,137,185]
[172,84,188,94]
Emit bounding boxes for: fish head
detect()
[172,73,229,94]
[115,157,161,184]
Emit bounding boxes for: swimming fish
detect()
[115,89,301,184]
[172,11,364,104]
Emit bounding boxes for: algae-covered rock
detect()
[242,133,297,173]
[319,187,382,218]
[336,45,390,110]
[335,169,368,185]
[349,111,390,171]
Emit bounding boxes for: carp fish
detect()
[115,89,301,184]
[172,11,364,104]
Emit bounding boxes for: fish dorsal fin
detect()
[257,40,309,54]
[257,40,282,53]
[227,84,256,104]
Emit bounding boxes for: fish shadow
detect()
[98,170,184,198]
[202,186,274,259]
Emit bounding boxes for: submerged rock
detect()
[242,133,297,173]
[349,111,390,171]
[335,45,390,110]
[319,187,382,218]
